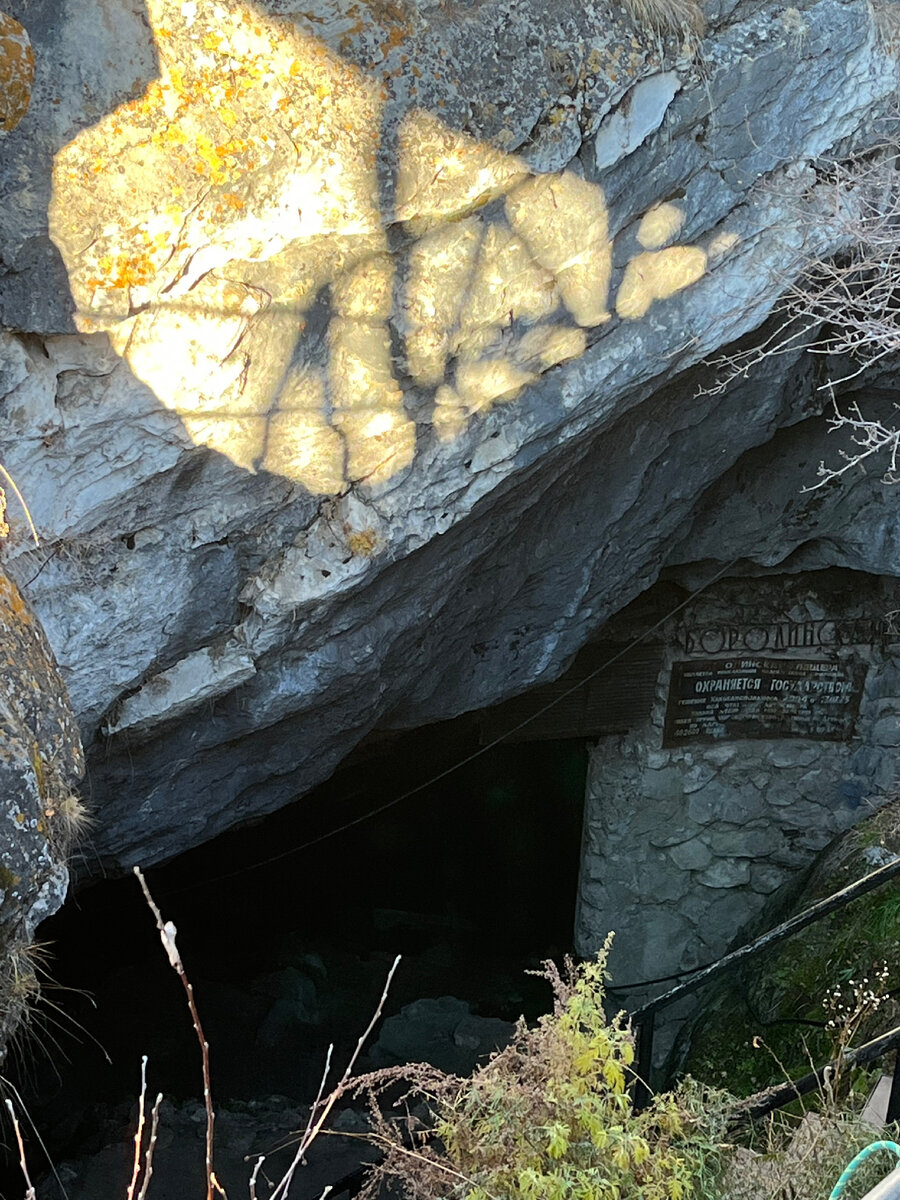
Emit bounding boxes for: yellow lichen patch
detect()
[637,202,685,250]
[52,0,383,318]
[85,218,180,292]
[506,172,612,328]
[29,741,45,799]
[0,573,30,623]
[345,526,380,557]
[0,11,34,133]
[616,245,707,320]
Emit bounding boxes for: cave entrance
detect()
[9,715,587,1171]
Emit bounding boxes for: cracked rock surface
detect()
[0,0,897,873]
[0,566,82,1057]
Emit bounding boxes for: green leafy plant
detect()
[360,938,729,1200]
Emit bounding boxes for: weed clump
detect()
[0,943,41,1036]
[360,940,729,1200]
[622,0,706,37]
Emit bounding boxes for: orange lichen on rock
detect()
[0,573,30,623]
[0,568,84,783]
[0,11,35,133]
[51,1,383,315]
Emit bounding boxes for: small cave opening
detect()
[4,715,587,1195]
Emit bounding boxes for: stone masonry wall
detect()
[575,571,900,1025]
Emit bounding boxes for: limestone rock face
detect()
[0,0,898,872]
[0,566,83,1057]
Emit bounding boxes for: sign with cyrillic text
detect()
[662,658,866,746]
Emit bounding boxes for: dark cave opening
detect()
[4,716,587,1191]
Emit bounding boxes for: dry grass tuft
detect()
[723,1110,887,1200]
[30,740,92,856]
[0,942,74,1069]
[622,0,706,36]
[874,0,900,55]
[0,943,43,1036]
[45,791,92,854]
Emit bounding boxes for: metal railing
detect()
[627,857,900,1110]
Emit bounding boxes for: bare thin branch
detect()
[126,1056,150,1200]
[134,866,218,1200]
[801,392,900,491]
[248,1155,265,1200]
[136,1094,163,1200]
[300,1043,334,1159]
[0,463,39,547]
[5,1098,36,1200]
[266,954,401,1200]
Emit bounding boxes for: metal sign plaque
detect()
[662,657,867,747]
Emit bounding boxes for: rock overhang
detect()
[0,0,896,874]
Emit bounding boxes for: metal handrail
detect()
[731,1024,900,1125]
[631,858,900,1022]
[629,857,900,1106]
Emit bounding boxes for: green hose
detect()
[829,1140,900,1199]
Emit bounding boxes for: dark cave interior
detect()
[2,716,587,1191]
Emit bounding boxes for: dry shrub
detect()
[621,0,706,36]
[722,1110,886,1200]
[874,0,900,55]
[699,132,900,484]
[358,943,729,1200]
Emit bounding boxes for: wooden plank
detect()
[478,644,662,743]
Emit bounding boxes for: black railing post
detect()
[633,1013,654,1110]
[887,1051,900,1125]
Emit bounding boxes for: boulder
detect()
[369,995,514,1074]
